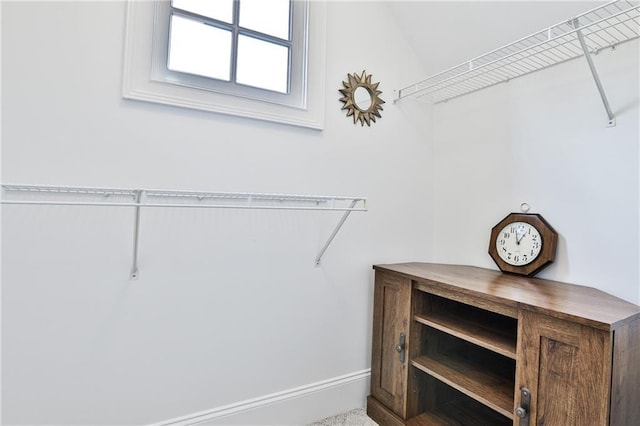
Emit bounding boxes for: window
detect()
[122,0,327,129]
[158,0,302,105]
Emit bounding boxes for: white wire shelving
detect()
[395,0,640,126]
[1,184,367,276]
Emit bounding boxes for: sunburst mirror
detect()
[339,71,385,127]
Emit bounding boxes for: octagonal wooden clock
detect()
[488,209,558,277]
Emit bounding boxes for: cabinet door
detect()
[370,271,412,419]
[516,310,612,426]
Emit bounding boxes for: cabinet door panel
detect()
[370,271,412,419]
[517,310,611,426]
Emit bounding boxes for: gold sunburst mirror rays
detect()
[339,71,385,126]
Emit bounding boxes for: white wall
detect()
[431,39,640,304]
[1,1,432,425]
[3,1,639,425]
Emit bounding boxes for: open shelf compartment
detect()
[411,352,514,419]
[410,291,517,420]
[414,311,517,360]
[407,372,513,426]
[413,291,518,359]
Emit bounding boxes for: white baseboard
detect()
[154,369,372,426]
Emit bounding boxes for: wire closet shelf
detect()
[0,184,366,211]
[395,0,640,105]
[1,184,367,275]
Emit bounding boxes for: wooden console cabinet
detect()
[367,263,640,426]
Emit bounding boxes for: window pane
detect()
[239,0,290,40]
[236,35,289,93]
[171,0,233,23]
[168,14,232,81]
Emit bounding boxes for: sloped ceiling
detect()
[386,1,608,79]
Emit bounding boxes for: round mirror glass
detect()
[353,86,372,111]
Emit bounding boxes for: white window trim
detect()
[122,0,327,130]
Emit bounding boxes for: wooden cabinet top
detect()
[373,262,640,331]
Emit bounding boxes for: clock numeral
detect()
[503,232,510,239]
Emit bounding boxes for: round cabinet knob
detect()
[395,344,403,353]
[515,406,527,419]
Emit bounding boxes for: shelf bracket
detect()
[130,189,143,280]
[572,18,616,127]
[315,199,359,266]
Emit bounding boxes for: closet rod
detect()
[1,184,366,212]
[2,184,367,275]
[0,200,366,211]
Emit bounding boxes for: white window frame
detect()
[122,0,327,130]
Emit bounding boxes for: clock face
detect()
[495,221,542,266]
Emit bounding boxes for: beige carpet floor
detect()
[307,408,378,425]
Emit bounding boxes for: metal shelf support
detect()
[314,199,358,266]
[130,190,143,280]
[1,184,367,277]
[573,17,617,127]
